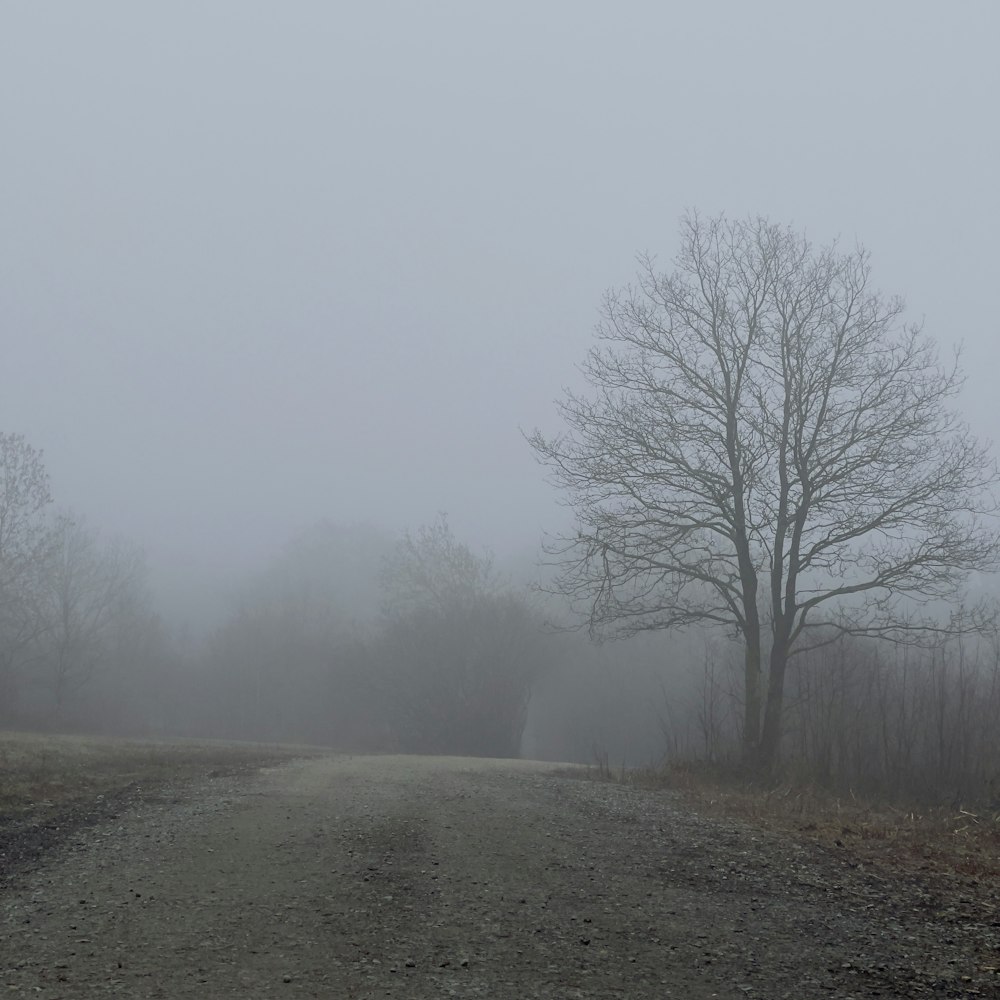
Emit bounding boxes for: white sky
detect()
[2,1,998,623]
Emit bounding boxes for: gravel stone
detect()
[1,754,997,998]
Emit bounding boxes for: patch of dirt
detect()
[1,754,999,998]
[0,733,316,881]
[0,780,148,877]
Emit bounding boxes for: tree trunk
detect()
[742,638,761,763]
[758,644,789,773]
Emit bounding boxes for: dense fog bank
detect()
[3,436,998,808]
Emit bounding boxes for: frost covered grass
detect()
[0,730,319,823]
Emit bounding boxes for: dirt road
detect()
[1,754,996,998]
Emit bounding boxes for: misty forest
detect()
[8,8,1000,997]
[3,209,999,809]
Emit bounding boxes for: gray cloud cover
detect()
[2,1,997,620]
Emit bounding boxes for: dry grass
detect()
[591,758,1000,882]
[0,730,323,825]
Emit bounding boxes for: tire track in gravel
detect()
[1,754,996,998]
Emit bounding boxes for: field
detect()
[0,730,321,876]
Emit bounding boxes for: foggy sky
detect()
[2,2,998,625]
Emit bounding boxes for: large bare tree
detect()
[529,213,1000,770]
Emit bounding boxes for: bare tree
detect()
[199,522,391,746]
[374,516,543,758]
[379,515,499,617]
[529,213,1000,771]
[0,432,54,711]
[37,516,148,711]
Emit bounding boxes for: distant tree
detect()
[36,516,148,711]
[374,516,544,758]
[0,433,54,712]
[529,213,1000,771]
[200,522,391,745]
[89,586,170,737]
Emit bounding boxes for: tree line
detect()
[0,463,545,761]
[193,517,544,759]
[4,211,998,802]
[0,432,154,723]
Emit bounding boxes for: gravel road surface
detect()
[1,754,997,998]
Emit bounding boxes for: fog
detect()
[3,4,999,788]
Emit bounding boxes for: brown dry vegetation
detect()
[593,759,1000,900]
[590,763,1000,940]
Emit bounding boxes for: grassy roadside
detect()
[591,759,1000,883]
[0,730,325,827]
